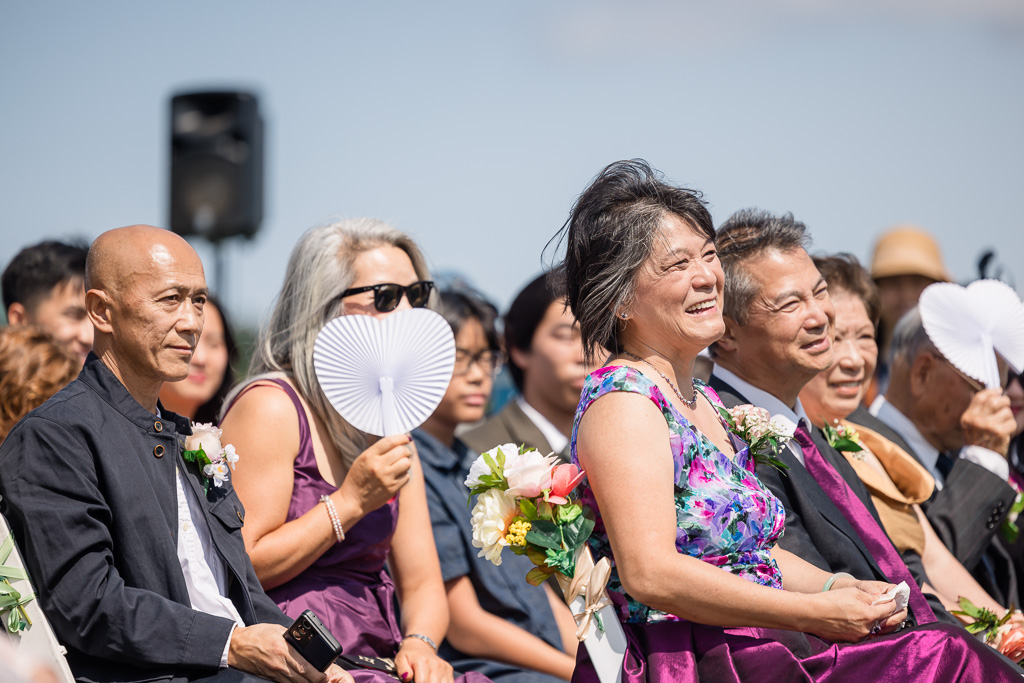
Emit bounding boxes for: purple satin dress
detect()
[260,380,487,682]
[570,367,1019,682]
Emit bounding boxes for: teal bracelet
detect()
[823,572,854,592]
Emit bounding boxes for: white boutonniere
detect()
[182,422,239,493]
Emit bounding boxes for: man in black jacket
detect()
[707,209,954,624]
[0,226,349,683]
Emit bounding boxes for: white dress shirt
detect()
[869,395,1008,490]
[175,465,245,666]
[517,396,569,455]
[710,366,810,465]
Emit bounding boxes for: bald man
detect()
[0,227,350,683]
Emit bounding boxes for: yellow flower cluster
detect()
[505,519,531,547]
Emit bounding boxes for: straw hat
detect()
[870,225,951,282]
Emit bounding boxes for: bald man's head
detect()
[86,225,209,403]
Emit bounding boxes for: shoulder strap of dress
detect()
[224,378,313,450]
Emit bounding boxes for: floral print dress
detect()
[570,365,787,624]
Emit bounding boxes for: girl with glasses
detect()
[413,290,579,682]
[221,219,484,683]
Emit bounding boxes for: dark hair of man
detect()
[436,288,501,353]
[811,254,881,327]
[193,295,239,425]
[716,209,811,326]
[557,159,714,365]
[2,240,89,312]
[503,273,561,392]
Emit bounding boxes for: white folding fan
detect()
[919,279,1024,390]
[313,309,456,436]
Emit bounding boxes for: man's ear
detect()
[6,302,28,326]
[508,345,530,373]
[909,351,934,399]
[86,289,114,334]
[715,316,739,354]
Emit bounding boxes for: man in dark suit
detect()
[463,273,588,462]
[0,226,349,683]
[859,306,1017,604]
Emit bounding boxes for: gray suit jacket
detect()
[462,400,570,463]
[848,405,1018,606]
[0,356,290,683]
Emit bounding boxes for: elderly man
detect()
[858,306,1018,604]
[0,227,349,683]
[707,209,948,626]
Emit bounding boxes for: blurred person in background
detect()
[413,289,577,682]
[462,273,589,463]
[160,295,237,423]
[866,226,950,403]
[799,255,1018,629]
[221,219,486,683]
[2,240,92,365]
[0,326,78,444]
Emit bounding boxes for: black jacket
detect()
[0,355,289,683]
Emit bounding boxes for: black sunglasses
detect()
[340,280,434,313]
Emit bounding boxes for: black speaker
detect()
[169,91,263,241]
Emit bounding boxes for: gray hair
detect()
[228,218,433,468]
[716,209,811,325]
[888,306,936,367]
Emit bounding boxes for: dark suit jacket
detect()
[462,399,570,463]
[848,405,1018,606]
[0,356,289,683]
[709,375,895,583]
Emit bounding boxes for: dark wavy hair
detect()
[193,295,238,425]
[555,159,714,364]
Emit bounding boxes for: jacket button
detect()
[236,509,244,523]
[988,521,996,529]
[154,445,165,458]
[154,421,163,432]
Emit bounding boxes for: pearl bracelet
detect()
[401,633,437,652]
[320,495,345,543]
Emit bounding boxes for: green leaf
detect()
[483,451,504,481]
[545,547,576,575]
[525,519,562,550]
[525,567,553,586]
[556,504,582,524]
[519,498,538,521]
[957,597,984,619]
[833,437,863,453]
[964,621,987,634]
[562,516,596,550]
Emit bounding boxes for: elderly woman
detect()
[220,219,487,683]
[560,160,1017,681]
[798,255,1019,634]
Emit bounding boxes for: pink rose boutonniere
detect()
[716,404,793,472]
[182,422,240,493]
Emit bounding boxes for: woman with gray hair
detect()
[221,219,483,683]
[560,160,1017,681]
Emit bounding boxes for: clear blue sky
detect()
[3,1,1022,325]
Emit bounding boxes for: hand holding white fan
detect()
[313,309,456,436]
[919,279,1024,390]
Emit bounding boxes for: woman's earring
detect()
[619,311,629,320]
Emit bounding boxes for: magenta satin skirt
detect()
[572,620,1020,682]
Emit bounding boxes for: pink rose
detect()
[998,626,1024,663]
[544,463,585,505]
[505,449,557,498]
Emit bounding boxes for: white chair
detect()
[0,515,75,683]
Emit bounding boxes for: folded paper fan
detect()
[313,309,456,436]
[919,279,1024,390]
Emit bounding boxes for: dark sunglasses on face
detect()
[340,280,435,313]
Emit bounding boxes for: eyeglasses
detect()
[453,349,502,376]
[339,280,435,313]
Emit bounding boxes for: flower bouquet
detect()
[716,404,793,472]
[467,443,626,683]
[822,420,864,457]
[952,597,1024,664]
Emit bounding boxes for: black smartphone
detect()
[282,610,342,672]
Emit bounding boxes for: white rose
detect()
[470,488,517,566]
[465,443,521,489]
[184,422,223,456]
[505,449,557,498]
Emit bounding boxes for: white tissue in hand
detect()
[871,581,910,611]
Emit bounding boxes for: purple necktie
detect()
[793,422,936,625]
